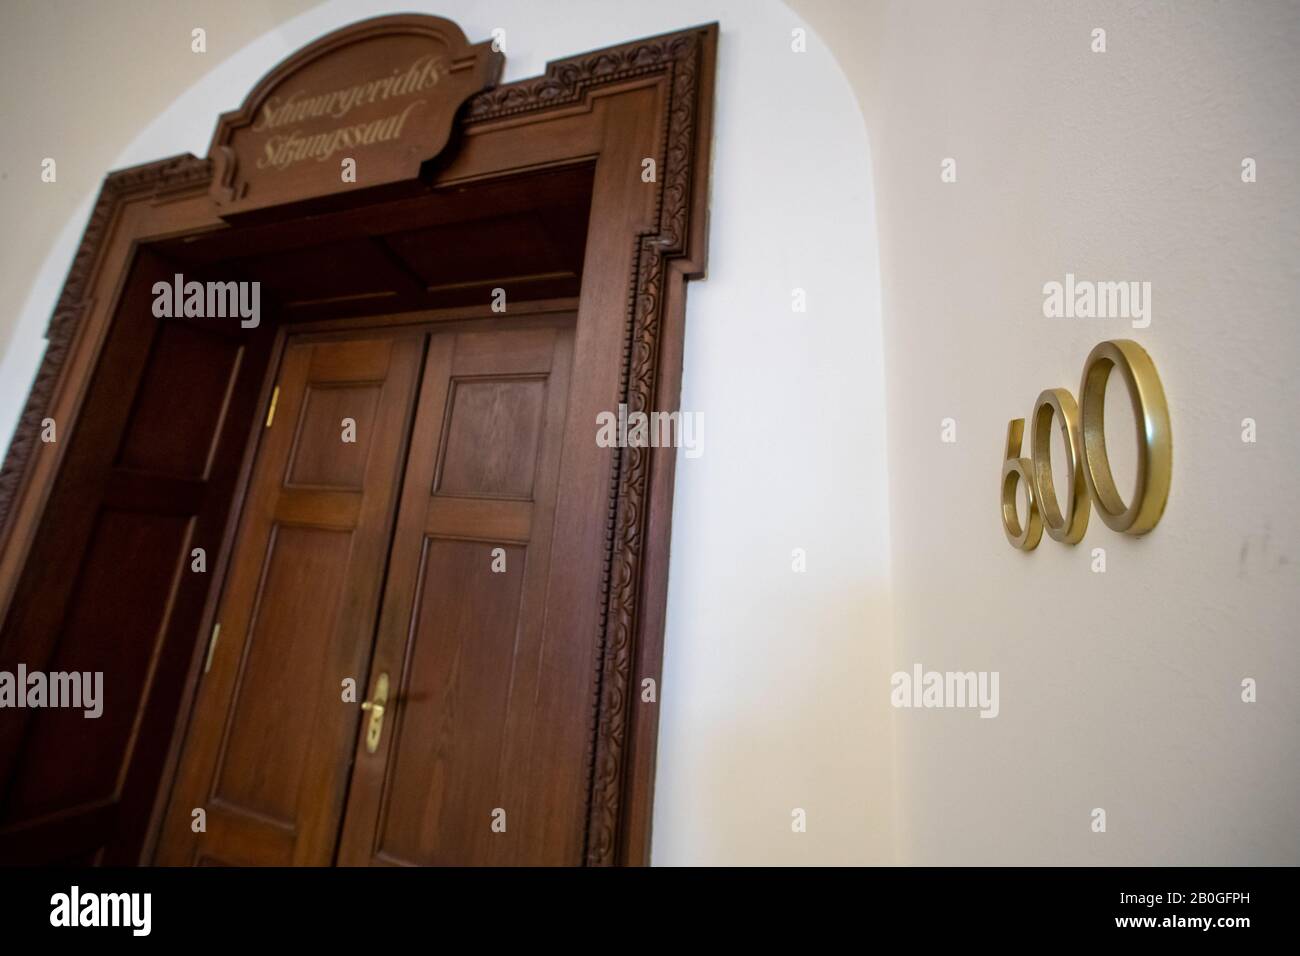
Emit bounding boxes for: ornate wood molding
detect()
[536,27,709,866]
[0,21,716,868]
[0,155,213,550]
[467,30,703,125]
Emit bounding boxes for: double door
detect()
[156,318,581,865]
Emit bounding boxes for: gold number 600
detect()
[1001,339,1171,551]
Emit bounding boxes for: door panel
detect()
[155,332,423,865]
[210,525,353,823]
[337,324,576,866]
[0,250,274,865]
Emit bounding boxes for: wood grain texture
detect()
[336,325,576,866]
[0,249,273,865]
[154,333,422,866]
[0,17,717,867]
[209,14,503,215]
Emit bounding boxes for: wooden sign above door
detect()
[208,14,503,217]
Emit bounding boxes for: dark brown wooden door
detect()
[336,324,575,865]
[0,252,275,865]
[155,331,423,865]
[158,318,597,866]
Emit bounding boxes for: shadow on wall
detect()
[654,582,895,866]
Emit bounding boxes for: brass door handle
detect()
[360,672,389,754]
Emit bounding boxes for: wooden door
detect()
[0,252,275,865]
[336,323,576,865]
[0,20,715,865]
[155,331,423,865]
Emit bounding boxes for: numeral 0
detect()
[1002,339,1171,551]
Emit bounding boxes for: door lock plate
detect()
[360,672,389,754]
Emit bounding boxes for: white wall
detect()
[14,0,1290,869]
[821,0,1299,864]
[0,0,897,865]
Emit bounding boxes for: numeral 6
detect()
[1001,339,1171,551]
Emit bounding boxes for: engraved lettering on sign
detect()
[252,54,447,171]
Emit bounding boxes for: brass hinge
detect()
[204,623,221,674]
[265,386,280,428]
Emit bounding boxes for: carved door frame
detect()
[0,16,717,866]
